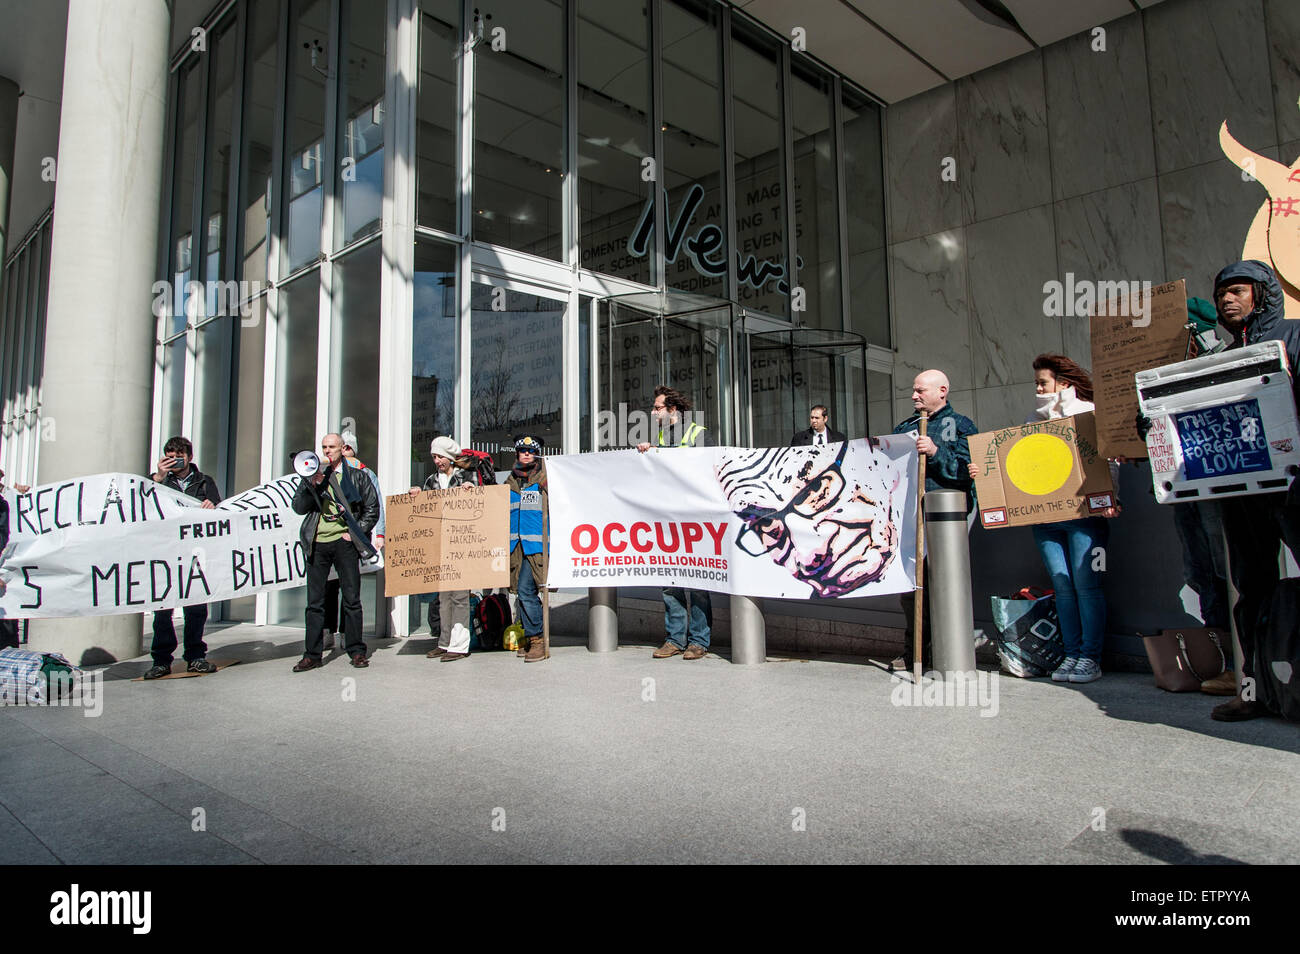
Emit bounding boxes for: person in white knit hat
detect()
[409,436,477,661]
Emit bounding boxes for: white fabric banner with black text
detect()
[0,472,381,620]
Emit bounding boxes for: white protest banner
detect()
[546,438,918,599]
[0,472,381,620]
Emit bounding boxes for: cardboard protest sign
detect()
[1090,278,1189,459]
[1137,340,1300,502]
[383,485,510,596]
[969,412,1116,529]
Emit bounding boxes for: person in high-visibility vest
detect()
[637,385,711,660]
[509,435,550,662]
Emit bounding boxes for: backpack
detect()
[469,593,512,651]
[989,587,1064,678]
[458,449,497,486]
[1255,579,1300,722]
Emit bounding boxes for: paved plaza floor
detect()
[2,620,1297,865]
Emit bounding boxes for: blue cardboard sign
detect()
[1174,399,1272,480]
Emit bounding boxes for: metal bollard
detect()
[729,594,766,665]
[925,490,975,675]
[588,587,618,652]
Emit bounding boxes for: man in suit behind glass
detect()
[791,405,847,447]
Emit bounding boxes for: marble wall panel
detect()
[1044,12,1156,200]
[956,52,1052,223]
[974,383,1032,432]
[1265,0,1300,143]
[1054,179,1166,366]
[889,230,973,394]
[885,83,962,243]
[1145,0,1275,173]
[966,205,1064,387]
[1158,148,1278,302]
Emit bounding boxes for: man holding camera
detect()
[143,437,223,679]
[292,433,380,672]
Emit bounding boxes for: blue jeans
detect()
[516,558,542,638]
[1032,517,1108,661]
[663,588,711,650]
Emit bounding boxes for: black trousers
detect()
[0,619,20,649]
[151,605,209,667]
[323,578,341,632]
[1221,491,1300,679]
[305,539,364,659]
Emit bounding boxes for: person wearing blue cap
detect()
[508,435,550,662]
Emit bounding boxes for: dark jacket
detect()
[0,495,8,554]
[1214,260,1300,407]
[155,465,222,505]
[292,460,380,560]
[893,402,979,511]
[421,466,478,492]
[791,427,847,446]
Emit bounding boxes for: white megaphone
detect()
[293,450,322,479]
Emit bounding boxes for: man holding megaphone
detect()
[291,433,381,672]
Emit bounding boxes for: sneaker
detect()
[143,664,171,680]
[186,659,218,674]
[1068,658,1102,683]
[1051,657,1079,682]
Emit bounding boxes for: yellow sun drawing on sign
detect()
[1005,434,1074,496]
[1220,117,1300,316]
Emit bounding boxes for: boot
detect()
[516,638,528,658]
[524,635,549,663]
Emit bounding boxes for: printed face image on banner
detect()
[714,441,901,598]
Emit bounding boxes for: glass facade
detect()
[153,0,891,633]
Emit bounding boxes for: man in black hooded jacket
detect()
[1208,260,1300,721]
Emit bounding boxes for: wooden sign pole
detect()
[913,411,929,683]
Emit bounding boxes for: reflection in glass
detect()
[160,339,186,443]
[239,0,279,290]
[842,89,889,348]
[336,0,385,248]
[284,0,328,274]
[271,272,319,624]
[227,296,267,623]
[470,285,564,471]
[417,0,460,232]
[730,28,787,318]
[169,64,201,337]
[412,240,457,489]
[193,319,233,485]
[577,0,651,285]
[790,63,840,331]
[472,0,564,260]
[329,242,381,467]
[203,24,238,292]
[662,0,725,298]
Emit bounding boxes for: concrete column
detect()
[0,76,17,260]
[588,587,617,652]
[29,0,172,664]
[729,594,765,665]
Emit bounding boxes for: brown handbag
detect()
[1142,627,1228,692]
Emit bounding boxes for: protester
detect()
[292,433,380,671]
[410,436,476,662]
[791,405,847,447]
[508,435,550,662]
[891,370,978,671]
[1205,261,1300,721]
[322,429,385,649]
[972,355,1121,684]
[637,386,711,660]
[143,437,223,679]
